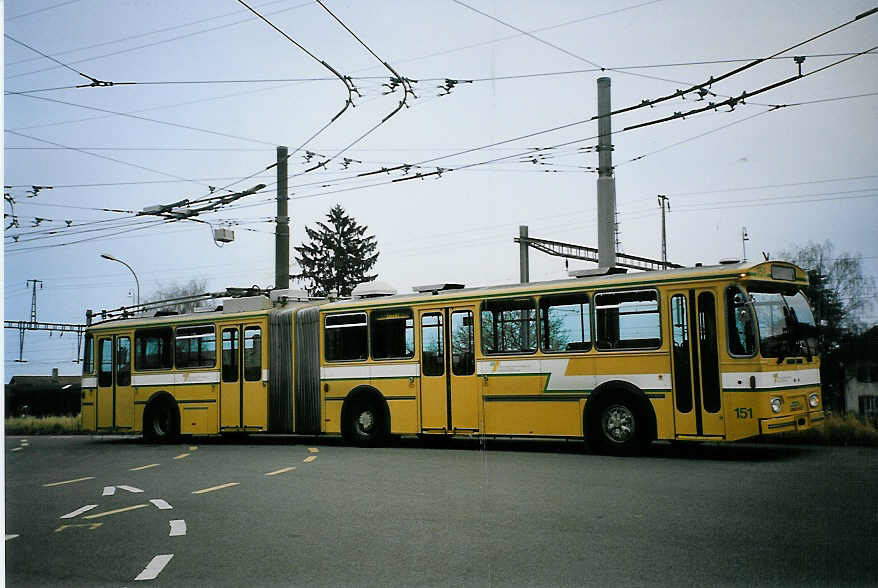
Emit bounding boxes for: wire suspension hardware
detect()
[514,234,682,271]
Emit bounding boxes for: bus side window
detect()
[726,287,756,356]
[595,290,661,350]
[539,293,591,353]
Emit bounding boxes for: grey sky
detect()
[4,0,877,377]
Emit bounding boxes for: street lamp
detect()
[101,253,140,306]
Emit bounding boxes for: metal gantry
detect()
[514,234,682,273]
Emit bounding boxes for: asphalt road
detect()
[5,434,877,587]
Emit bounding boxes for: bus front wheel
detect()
[143,397,179,443]
[588,396,645,455]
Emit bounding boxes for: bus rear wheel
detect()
[344,398,386,447]
[143,397,179,443]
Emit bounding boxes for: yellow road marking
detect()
[129,463,160,471]
[192,482,239,494]
[173,453,190,460]
[43,476,95,487]
[303,455,316,463]
[265,467,296,476]
[308,447,319,453]
[83,503,149,519]
[54,523,102,533]
[189,446,199,451]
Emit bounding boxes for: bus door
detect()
[669,289,724,438]
[220,322,267,431]
[418,307,478,433]
[96,335,133,429]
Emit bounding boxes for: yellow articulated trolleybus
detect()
[81,260,824,454]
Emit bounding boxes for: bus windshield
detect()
[749,289,817,360]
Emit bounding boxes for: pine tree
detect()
[292,204,379,297]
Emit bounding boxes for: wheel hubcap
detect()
[355,410,375,435]
[602,404,635,444]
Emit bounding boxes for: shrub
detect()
[5,414,83,435]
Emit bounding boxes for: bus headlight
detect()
[808,393,820,408]
[770,397,784,413]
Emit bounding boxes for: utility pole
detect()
[741,226,750,261]
[276,146,290,290]
[26,279,43,324]
[596,77,617,268]
[657,195,670,268]
[519,225,530,283]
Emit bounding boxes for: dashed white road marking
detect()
[60,504,99,519]
[303,455,317,463]
[118,485,144,493]
[134,554,174,581]
[6,535,20,541]
[150,499,173,510]
[129,463,159,472]
[173,453,190,460]
[83,503,149,519]
[265,466,296,476]
[308,447,319,453]
[192,482,239,494]
[11,447,23,452]
[44,476,95,487]
[20,440,29,446]
[102,486,116,496]
[189,446,199,451]
[168,520,187,537]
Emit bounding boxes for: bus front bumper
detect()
[759,410,824,435]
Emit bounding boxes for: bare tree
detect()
[147,279,209,313]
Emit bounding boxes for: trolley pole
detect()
[596,77,617,268]
[657,194,670,268]
[275,146,290,290]
[519,225,530,283]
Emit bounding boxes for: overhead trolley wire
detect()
[5,0,83,22]
[4,0,315,81]
[5,130,232,194]
[6,92,278,147]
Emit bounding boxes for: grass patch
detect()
[773,413,878,447]
[5,414,83,435]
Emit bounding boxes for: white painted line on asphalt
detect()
[44,476,95,487]
[129,463,159,471]
[83,504,149,520]
[303,455,317,463]
[60,504,99,519]
[102,486,116,496]
[265,466,296,476]
[168,520,187,537]
[118,485,144,493]
[20,440,29,446]
[189,446,199,451]
[308,447,319,453]
[192,482,239,494]
[134,554,174,581]
[5,535,20,541]
[150,499,173,510]
[173,453,190,460]
[11,447,23,452]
